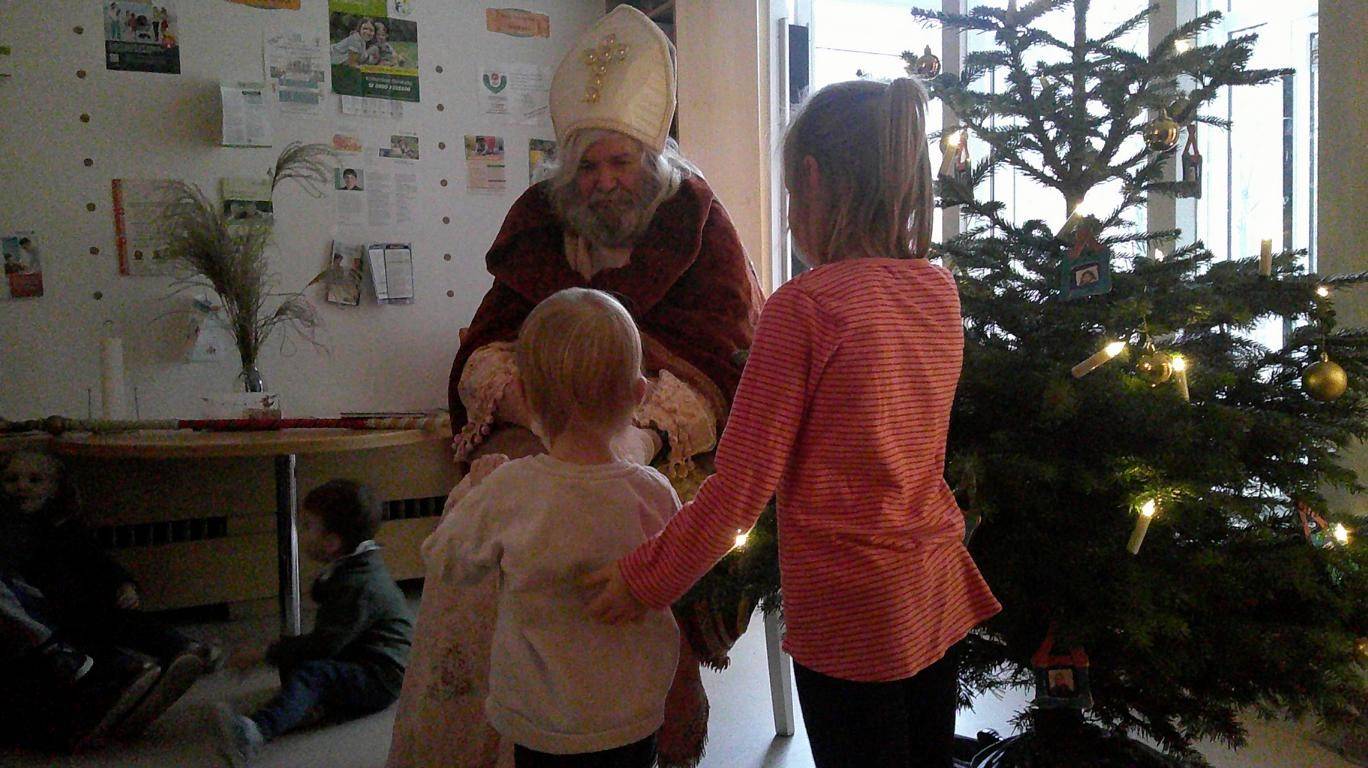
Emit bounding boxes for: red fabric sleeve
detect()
[619,284,838,608]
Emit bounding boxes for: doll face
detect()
[2,453,61,515]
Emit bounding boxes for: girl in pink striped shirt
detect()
[586,78,1000,767]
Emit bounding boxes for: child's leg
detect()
[251,660,396,741]
[793,650,959,768]
[899,648,959,768]
[0,576,54,658]
[512,735,656,768]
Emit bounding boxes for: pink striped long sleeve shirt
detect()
[620,257,1000,682]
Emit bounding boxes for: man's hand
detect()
[582,562,650,624]
[612,426,662,465]
[115,583,140,610]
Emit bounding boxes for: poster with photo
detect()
[379,133,419,160]
[529,138,556,185]
[104,2,181,74]
[465,135,506,194]
[328,0,419,103]
[2,232,43,300]
[112,178,180,276]
[324,242,365,306]
[221,177,273,223]
[335,166,365,192]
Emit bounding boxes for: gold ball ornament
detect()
[1143,109,1181,153]
[1136,351,1173,386]
[913,46,941,79]
[1303,352,1348,402]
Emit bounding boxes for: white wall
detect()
[676,0,775,293]
[1316,0,1368,515]
[0,0,600,421]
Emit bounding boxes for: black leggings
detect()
[513,735,657,768]
[794,648,959,768]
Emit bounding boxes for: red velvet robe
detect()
[447,175,763,435]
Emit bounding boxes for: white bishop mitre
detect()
[550,4,676,153]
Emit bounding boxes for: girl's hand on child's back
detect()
[582,562,649,624]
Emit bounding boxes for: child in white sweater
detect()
[422,287,679,768]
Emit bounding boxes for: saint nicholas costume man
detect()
[386,7,763,768]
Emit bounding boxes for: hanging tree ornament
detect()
[913,45,941,79]
[1143,108,1181,153]
[1180,123,1203,198]
[1303,348,1349,402]
[1059,223,1112,300]
[1135,342,1173,386]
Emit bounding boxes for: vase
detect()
[242,365,266,393]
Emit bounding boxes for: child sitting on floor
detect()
[421,287,680,768]
[215,479,413,767]
[0,450,220,750]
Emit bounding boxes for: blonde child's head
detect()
[516,288,644,442]
[782,77,934,266]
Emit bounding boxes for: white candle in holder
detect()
[1127,500,1158,555]
[100,337,127,419]
[1171,355,1190,402]
[1259,239,1273,276]
[1071,341,1126,379]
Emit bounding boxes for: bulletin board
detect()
[0,0,600,421]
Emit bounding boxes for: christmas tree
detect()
[908,0,1368,763]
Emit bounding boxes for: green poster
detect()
[328,0,419,102]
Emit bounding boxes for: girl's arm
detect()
[589,285,837,617]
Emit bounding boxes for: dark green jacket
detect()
[266,546,413,694]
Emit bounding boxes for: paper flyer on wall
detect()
[230,0,301,8]
[361,169,417,227]
[0,44,12,78]
[221,177,273,223]
[324,242,365,306]
[105,2,181,74]
[266,29,326,116]
[486,8,550,38]
[465,135,506,194]
[2,232,43,300]
[529,138,556,185]
[220,82,272,147]
[366,243,414,304]
[339,95,403,119]
[112,179,180,276]
[329,0,420,103]
[479,63,550,125]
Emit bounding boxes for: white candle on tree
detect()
[1071,341,1126,379]
[1172,355,1190,402]
[1259,239,1273,276]
[1127,500,1158,555]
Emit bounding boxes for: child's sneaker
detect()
[37,639,95,687]
[114,647,206,737]
[212,702,263,767]
[66,649,161,752]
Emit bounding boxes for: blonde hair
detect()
[516,288,643,441]
[782,78,933,264]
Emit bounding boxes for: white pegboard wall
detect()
[0,0,598,420]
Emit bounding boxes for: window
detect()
[782,0,1319,299]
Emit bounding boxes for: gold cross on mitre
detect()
[581,32,630,103]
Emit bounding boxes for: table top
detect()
[52,428,444,459]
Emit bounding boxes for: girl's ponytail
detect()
[881,78,934,259]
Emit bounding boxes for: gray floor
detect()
[2,590,1357,768]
